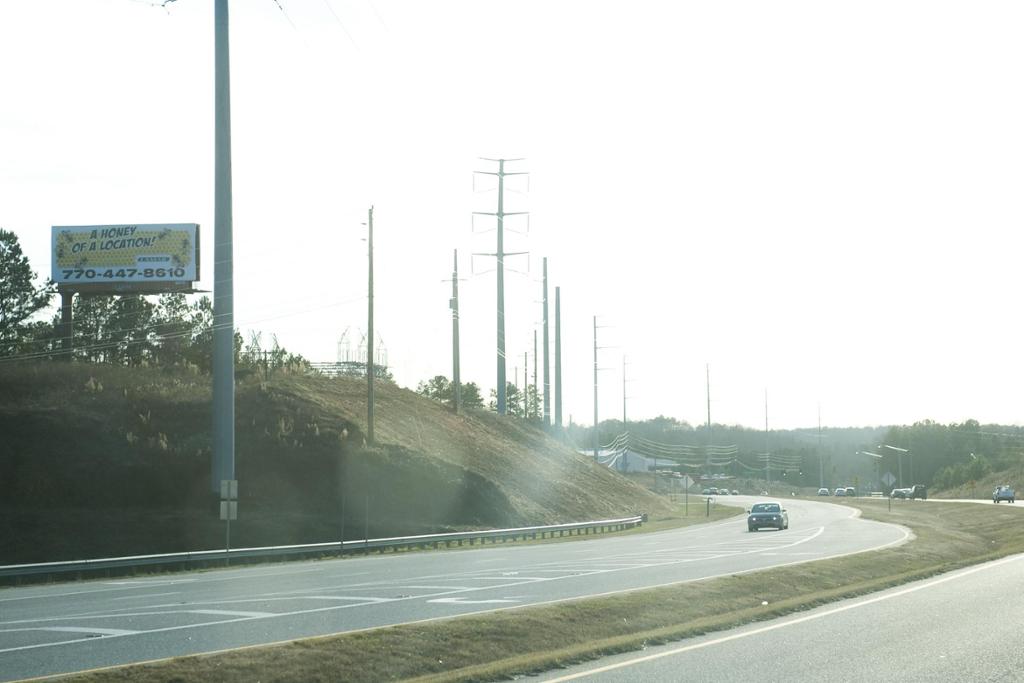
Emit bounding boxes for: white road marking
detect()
[0,514,908,660]
[428,598,519,605]
[30,626,140,636]
[543,553,1024,681]
[112,592,181,601]
[296,596,394,603]
[470,576,553,581]
[187,609,276,618]
[104,579,196,586]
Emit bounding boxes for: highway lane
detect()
[540,552,1024,682]
[0,497,907,681]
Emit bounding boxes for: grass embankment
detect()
[64,499,1024,683]
[0,363,672,564]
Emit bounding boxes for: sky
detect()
[1,0,1023,430]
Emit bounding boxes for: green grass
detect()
[61,499,1024,682]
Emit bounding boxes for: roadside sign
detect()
[219,501,238,521]
[680,475,694,489]
[882,472,896,487]
[220,479,238,500]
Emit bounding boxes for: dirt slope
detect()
[0,363,670,562]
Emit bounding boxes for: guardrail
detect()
[0,515,645,582]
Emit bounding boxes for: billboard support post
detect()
[59,291,73,360]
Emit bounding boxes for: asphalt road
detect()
[0,497,907,681]
[539,552,1024,682]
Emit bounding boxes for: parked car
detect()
[834,487,846,497]
[708,487,719,495]
[908,484,927,500]
[845,486,856,497]
[890,487,911,499]
[747,502,789,531]
[993,486,1015,503]
[701,488,711,495]
[718,489,729,496]
[731,489,739,495]
[817,487,830,496]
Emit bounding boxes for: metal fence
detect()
[0,515,645,582]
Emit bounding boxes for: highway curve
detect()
[0,496,907,681]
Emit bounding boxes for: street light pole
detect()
[857,451,884,493]
[881,444,908,488]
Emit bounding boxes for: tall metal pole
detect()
[622,355,627,428]
[451,249,462,414]
[473,158,527,416]
[367,206,375,444]
[706,364,712,445]
[622,355,628,472]
[542,258,550,425]
[818,403,824,488]
[593,315,599,460]
[212,0,235,492]
[554,286,562,428]
[523,352,528,418]
[532,330,538,419]
[496,160,507,415]
[764,388,770,491]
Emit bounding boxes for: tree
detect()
[416,375,485,411]
[0,229,54,355]
[488,382,523,417]
[461,382,484,410]
[417,375,452,403]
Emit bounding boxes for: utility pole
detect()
[622,355,628,428]
[622,355,629,472]
[523,352,528,418]
[473,158,528,416]
[591,316,613,459]
[554,286,562,428]
[764,388,770,491]
[593,316,599,459]
[818,403,824,488]
[513,364,518,415]
[212,0,235,492]
[366,206,375,444]
[450,249,462,414]
[532,330,538,419]
[542,259,551,426]
[706,364,712,445]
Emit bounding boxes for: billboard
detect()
[52,223,199,287]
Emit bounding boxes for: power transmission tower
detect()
[542,258,550,425]
[622,355,631,472]
[532,330,538,419]
[554,286,562,428]
[706,363,712,446]
[593,317,598,458]
[523,352,528,417]
[366,206,375,444]
[473,158,528,415]
[447,250,463,413]
[592,316,614,459]
[764,388,770,491]
[818,403,823,488]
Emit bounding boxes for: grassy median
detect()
[64,500,1024,683]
